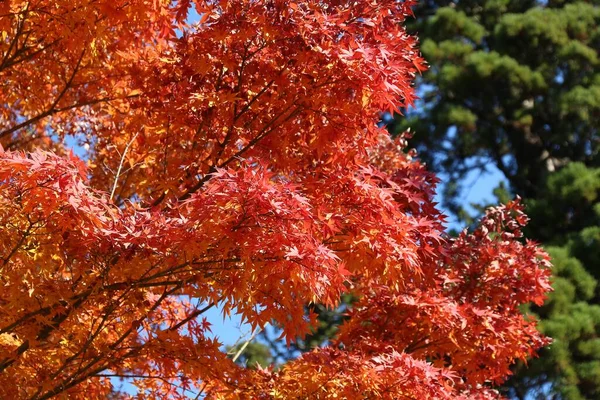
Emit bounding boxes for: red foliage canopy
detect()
[0,1,551,398]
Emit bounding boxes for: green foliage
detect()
[386,1,600,398]
[526,163,600,245]
[391,0,600,206]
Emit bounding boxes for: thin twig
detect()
[231,327,262,363]
[110,132,139,201]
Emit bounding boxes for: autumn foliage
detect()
[0,1,551,399]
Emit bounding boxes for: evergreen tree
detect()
[386,1,600,398]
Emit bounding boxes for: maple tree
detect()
[0,1,552,399]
